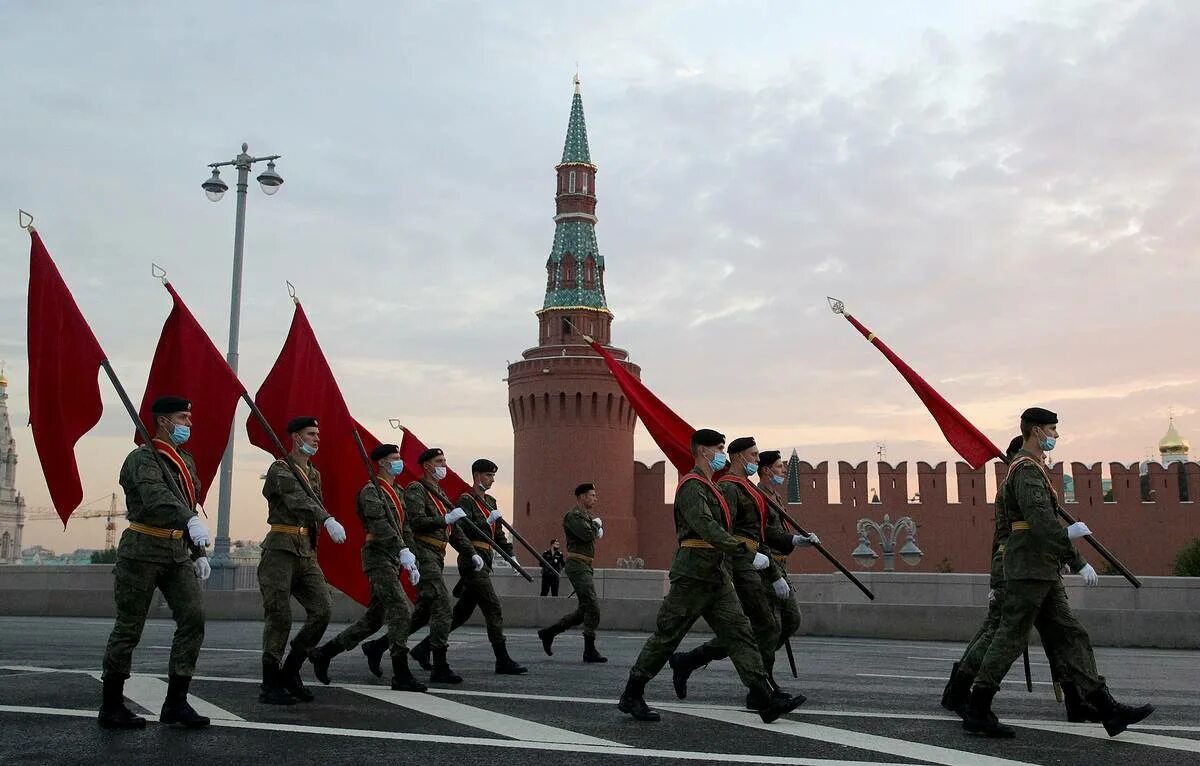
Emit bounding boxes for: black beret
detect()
[574,482,595,496]
[151,396,191,415]
[1005,436,1024,460]
[691,428,725,448]
[728,436,756,455]
[1020,407,1058,426]
[417,447,444,464]
[287,416,318,434]
[759,450,782,467]
[472,458,498,473]
[370,443,400,461]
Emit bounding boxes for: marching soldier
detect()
[757,450,817,658]
[307,443,425,691]
[963,408,1154,738]
[99,396,210,729]
[669,437,796,708]
[410,458,527,675]
[618,428,805,724]
[258,416,347,705]
[536,483,607,663]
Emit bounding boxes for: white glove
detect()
[595,526,604,539]
[404,564,420,586]
[486,510,504,525]
[186,516,210,548]
[772,577,790,599]
[1067,521,1092,540]
[805,532,820,545]
[1078,563,1099,586]
[324,517,347,544]
[987,589,996,603]
[399,548,416,569]
[472,554,485,571]
[752,552,770,570]
[445,507,467,525]
[591,517,603,527]
[792,532,820,547]
[193,557,211,580]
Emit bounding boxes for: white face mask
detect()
[433,466,448,481]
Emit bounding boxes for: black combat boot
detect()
[583,634,608,663]
[362,636,388,678]
[750,684,806,723]
[259,658,296,705]
[617,675,662,721]
[281,648,314,703]
[1085,684,1154,737]
[1060,681,1103,723]
[537,625,560,656]
[97,674,147,729]
[391,650,428,693]
[308,640,343,686]
[961,685,1015,738]
[940,661,974,717]
[668,647,711,700]
[493,641,528,675]
[409,636,433,671]
[430,647,463,684]
[159,674,210,728]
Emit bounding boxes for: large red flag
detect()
[838,309,1003,469]
[26,230,107,524]
[395,426,472,499]
[138,282,245,504]
[247,303,370,605]
[586,338,695,474]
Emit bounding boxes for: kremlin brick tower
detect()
[507,78,641,564]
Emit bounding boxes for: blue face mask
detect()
[709,451,728,471]
[169,424,190,446]
[386,459,404,476]
[1039,436,1056,452]
[300,442,318,456]
[771,475,785,486]
[744,462,758,476]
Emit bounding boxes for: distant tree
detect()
[90,548,117,564]
[1174,538,1200,577]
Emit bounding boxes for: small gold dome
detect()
[1159,419,1190,455]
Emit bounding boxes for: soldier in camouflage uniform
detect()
[409,458,526,675]
[99,396,210,730]
[308,443,426,691]
[617,428,806,724]
[669,437,798,708]
[963,408,1154,738]
[757,450,817,655]
[257,416,347,705]
[537,483,607,663]
[401,447,479,684]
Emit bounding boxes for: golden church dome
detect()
[1159,419,1190,455]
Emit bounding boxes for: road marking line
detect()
[908,657,1051,667]
[86,672,244,721]
[0,704,918,766]
[858,673,1052,687]
[147,646,261,654]
[668,705,1040,766]
[1014,721,1200,753]
[349,686,623,747]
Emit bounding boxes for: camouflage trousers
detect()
[102,556,205,678]
[631,572,770,691]
[258,549,332,664]
[407,545,454,649]
[331,564,414,657]
[450,562,505,644]
[696,568,781,674]
[547,559,600,637]
[975,579,1101,694]
[960,583,1079,683]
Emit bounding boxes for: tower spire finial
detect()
[574,70,581,94]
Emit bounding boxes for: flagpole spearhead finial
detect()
[286,280,298,305]
[827,296,846,315]
[18,209,34,233]
[151,263,168,284]
[387,419,404,431]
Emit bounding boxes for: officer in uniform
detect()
[617,428,806,724]
[258,416,347,705]
[540,539,565,596]
[99,396,210,729]
[409,458,526,675]
[963,407,1154,738]
[307,443,425,691]
[537,483,607,663]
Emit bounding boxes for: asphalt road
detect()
[0,616,1195,766]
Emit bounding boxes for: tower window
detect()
[568,170,576,193]
[562,316,572,336]
[582,172,589,194]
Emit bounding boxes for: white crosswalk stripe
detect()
[87,671,244,721]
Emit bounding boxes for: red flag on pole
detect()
[832,300,1003,469]
[247,302,371,605]
[138,282,245,505]
[26,229,107,525]
[585,338,696,474]
[395,426,472,499]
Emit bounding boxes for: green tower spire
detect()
[561,75,592,164]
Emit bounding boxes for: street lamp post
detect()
[852,513,923,571]
[201,143,283,576]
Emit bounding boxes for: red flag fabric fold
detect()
[138,282,245,505]
[26,230,107,524]
[395,426,472,500]
[587,339,695,474]
[842,312,1003,469]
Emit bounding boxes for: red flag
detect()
[247,303,371,605]
[840,311,1003,469]
[396,426,472,499]
[138,282,245,505]
[26,230,107,524]
[587,338,696,474]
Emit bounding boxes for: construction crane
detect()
[24,492,125,551]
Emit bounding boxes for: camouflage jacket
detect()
[117,445,200,564]
[404,478,473,558]
[261,459,329,559]
[1000,450,1087,581]
[672,468,747,584]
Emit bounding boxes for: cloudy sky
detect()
[3,1,1198,552]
